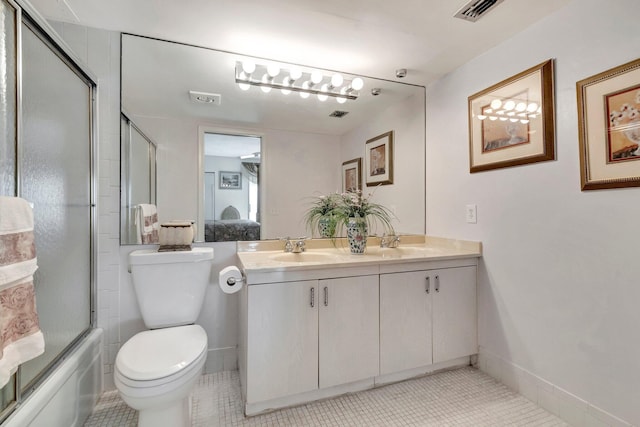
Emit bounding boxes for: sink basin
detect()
[269,252,335,263]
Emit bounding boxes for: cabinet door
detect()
[319,275,379,388]
[380,271,432,374]
[432,266,477,363]
[247,281,318,403]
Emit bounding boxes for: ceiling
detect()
[28,0,572,86]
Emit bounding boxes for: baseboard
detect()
[477,347,631,427]
[204,347,237,374]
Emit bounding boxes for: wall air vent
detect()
[454,0,504,22]
[329,110,349,118]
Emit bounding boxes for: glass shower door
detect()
[17,19,93,390]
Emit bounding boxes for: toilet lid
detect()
[116,324,207,381]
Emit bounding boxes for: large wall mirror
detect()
[120,33,426,244]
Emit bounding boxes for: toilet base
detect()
[138,395,192,427]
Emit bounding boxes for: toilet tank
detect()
[129,247,214,329]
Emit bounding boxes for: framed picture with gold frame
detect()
[577,58,640,190]
[468,59,555,173]
[365,131,393,186]
[342,157,362,192]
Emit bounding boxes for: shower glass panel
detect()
[0,0,17,196]
[18,20,92,390]
[120,114,157,243]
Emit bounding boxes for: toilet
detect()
[114,247,213,427]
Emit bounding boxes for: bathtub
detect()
[2,328,103,427]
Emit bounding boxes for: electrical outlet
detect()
[466,204,477,224]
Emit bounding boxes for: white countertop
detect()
[236,236,482,273]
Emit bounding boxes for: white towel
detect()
[0,197,45,388]
[135,204,159,244]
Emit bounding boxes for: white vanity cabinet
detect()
[244,274,379,405]
[380,265,477,375]
[238,237,482,415]
[245,280,318,403]
[318,275,379,388]
[379,270,433,374]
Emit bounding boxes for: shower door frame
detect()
[0,0,98,422]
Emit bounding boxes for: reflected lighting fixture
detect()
[235,60,364,102]
[476,97,542,125]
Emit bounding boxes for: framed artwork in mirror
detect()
[468,59,555,173]
[342,158,362,192]
[219,171,242,189]
[577,58,640,190]
[365,131,393,186]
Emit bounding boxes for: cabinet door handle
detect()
[310,287,315,307]
[435,275,440,292]
[425,276,430,294]
[324,286,328,306]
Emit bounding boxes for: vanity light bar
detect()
[234,61,363,101]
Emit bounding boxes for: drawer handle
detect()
[311,287,315,307]
[425,276,430,294]
[435,275,440,292]
[324,286,328,306]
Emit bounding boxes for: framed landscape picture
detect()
[219,171,242,189]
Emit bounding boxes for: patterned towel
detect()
[135,204,159,244]
[0,197,45,388]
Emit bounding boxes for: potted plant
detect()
[334,190,394,254]
[303,193,340,238]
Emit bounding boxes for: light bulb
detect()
[318,84,329,101]
[490,99,502,110]
[242,60,256,74]
[336,97,347,104]
[520,119,530,124]
[311,71,323,84]
[504,100,516,111]
[351,77,364,91]
[526,102,538,113]
[331,73,344,87]
[489,116,498,121]
[515,102,526,112]
[261,75,271,93]
[499,117,508,121]
[289,66,302,80]
[238,82,250,91]
[281,79,291,95]
[300,81,311,98]
[267,64,280,78]
[477,114,487,120]
[509,118,519,122]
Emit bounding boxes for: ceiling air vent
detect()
[329,110,349,118]
[454,0,504,22]
[189,91,221,105]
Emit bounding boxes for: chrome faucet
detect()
[282,237,307,253]
[380,233,400,248]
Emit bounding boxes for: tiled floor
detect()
[84,367,568,426]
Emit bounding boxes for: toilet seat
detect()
[115,324,207,388]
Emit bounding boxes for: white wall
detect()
[341,91,425,235]
[204,156,250,220]
[426,0,640,425]
[131,116,341,239]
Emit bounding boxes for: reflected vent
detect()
[454,0,504,22]
[329,110,349,118]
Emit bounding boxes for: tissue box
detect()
[158,221,194,251]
